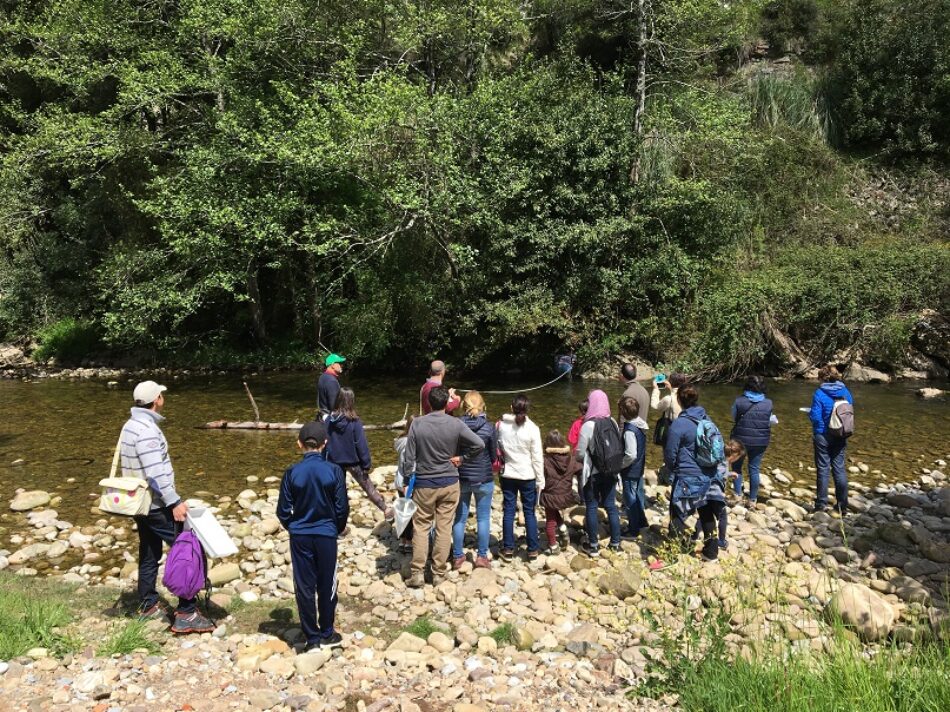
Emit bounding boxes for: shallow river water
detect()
[0,373,948,529]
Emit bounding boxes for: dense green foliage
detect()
[0,1,947,371]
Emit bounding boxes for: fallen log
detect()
[198,418,408,431]
[199,404,410,432]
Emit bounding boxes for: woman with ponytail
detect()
[496,394,544,561]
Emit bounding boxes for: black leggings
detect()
[670,500,726,560]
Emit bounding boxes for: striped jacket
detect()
[119,408,180,509]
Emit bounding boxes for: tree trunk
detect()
[246,259,268,344]
[630,0,648,184]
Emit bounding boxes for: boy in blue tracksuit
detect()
[808,365,854,513]
[277,421,349,651]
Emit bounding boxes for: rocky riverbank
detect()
[1,456,949,711]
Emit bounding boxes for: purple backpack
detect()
[162,531,207,600]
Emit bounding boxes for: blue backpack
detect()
[162,531,207,600]
[693,417,725,468]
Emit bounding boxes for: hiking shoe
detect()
[607,542,622,553]
[718,538,729,550]
[499,548,514,562]
[582,543,600,559]
[171,611,215,635]
[406,574,425,589]
[452,555,466,571]
[474,556,492,569]
[137,602,171,623]
[527,549,539,561]
[545,544,560,555]
[319,632,344,649]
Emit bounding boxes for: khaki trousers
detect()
[411,482,460,578]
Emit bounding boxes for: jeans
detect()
[732,445,767,502]
[134,506,196,613]
[814,432,848,511]
[452,480,494,558]
[583,475,621,549]
[501,478,539,552]
[621,477,648,536]
[289,534,338,645]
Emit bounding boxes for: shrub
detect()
[34,318,103,363]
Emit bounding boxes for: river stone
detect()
[904,558,942,577]
[208,562,241,585]
[886,492,924,509]
[9,543,50,565]
[46,541,69,559]
[597,568,641,600]
[918,538,950,563]
[827,582,896,641]
[767,499,807,521]
[570,554,598,571]
[248,689,281,710]
[387,632,427,653]
[427,631,455,653]
[294,650,328,675]
[877,523,914,549]
[260,655,295,679]
[10,491,51,511]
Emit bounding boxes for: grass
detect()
[402,615,451,640]
[97,620,161,656]
[0,578,82,658]
[489,622,516,646]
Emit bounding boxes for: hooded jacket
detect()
[325,413,371,471]
[457,414,498,485]
[664,405,720,500]
[809,381,854,435]
[540,447,578,510]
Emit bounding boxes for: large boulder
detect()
[10,490,51,511]
[826,582,897,641]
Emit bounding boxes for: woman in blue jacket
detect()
[663,385,727,561]
[730,375,776,506]
[451,391,498,569]
[809,365,853,514]
[326,387,393,520]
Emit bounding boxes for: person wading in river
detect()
[121,381,215,634]
[419,360,461,415]
[317,353,346,419]
[403,386,485,587]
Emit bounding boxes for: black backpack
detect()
[588,418,625,476]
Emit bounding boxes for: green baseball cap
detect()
[325,353,346,367]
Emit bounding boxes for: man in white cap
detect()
[119,381,214,634]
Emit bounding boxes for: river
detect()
[1,373,948,531]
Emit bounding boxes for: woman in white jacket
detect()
[497,393,544,561]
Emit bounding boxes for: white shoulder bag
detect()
[98,437,153,516]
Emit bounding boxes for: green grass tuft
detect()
[97,620,162,657]
[489,622,516,646]
[0,584,82,658]
[402,615,451,640]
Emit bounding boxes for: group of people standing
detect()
[115,356,855,652]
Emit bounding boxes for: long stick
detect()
[243,381,261,423]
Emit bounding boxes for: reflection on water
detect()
[0,373,948,528]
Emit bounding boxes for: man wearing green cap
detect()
[318,353,346,419]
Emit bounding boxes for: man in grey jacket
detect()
[120,381,214,634]
[403,386,484,587]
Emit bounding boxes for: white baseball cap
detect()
[133,380,167,405]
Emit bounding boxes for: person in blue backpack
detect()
[618,396,649,538]
[663,385,727,561]
[730,375,778,507]
[809,364,853,514]
[278,420,350,650]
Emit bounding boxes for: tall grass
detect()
[0,585,81,658]
[748,71,833,144]
[669,639,950,712]
[402,615,451,640]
